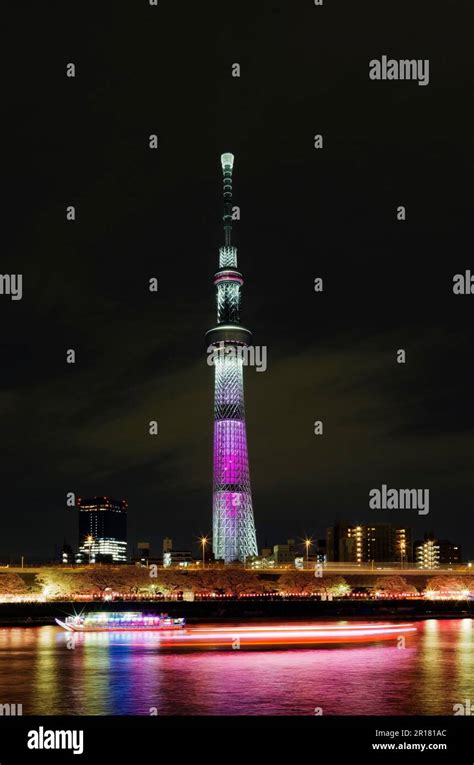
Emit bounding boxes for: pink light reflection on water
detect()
[0,619,471,715]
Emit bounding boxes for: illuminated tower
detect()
[206,153,258,562]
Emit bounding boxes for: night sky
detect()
[3,0,472,561]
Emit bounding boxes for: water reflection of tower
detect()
[206,153,258,562]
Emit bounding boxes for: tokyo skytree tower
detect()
[206,153,258,562]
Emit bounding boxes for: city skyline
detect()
[4,502,467,568]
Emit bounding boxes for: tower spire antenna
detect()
[221,152,234,246]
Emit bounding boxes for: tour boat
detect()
[55,612,186,632]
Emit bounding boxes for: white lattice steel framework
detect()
[206,153,258,562]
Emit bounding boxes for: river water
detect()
[0,619,471,715]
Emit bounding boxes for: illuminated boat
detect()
[77,622,414,649]
[55,612,186,632]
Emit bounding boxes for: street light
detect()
[304,538,313,569]
[200,536,209,569]
[87,536,94,565]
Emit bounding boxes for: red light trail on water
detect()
[64,622,417,650]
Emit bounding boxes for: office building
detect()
[326,522,413,563]
[76,496,127,563]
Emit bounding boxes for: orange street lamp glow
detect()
[200,536,209,568]
[87,536,94,565]
[304,538,313,567]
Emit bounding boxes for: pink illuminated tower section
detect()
[206,153,258,562]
